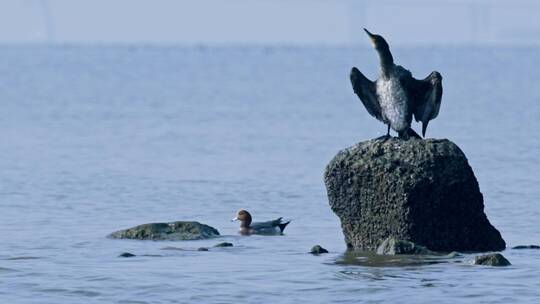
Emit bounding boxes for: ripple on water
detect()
[40,288,70,294]
[334,251,460,268]
[0,267,18,273]
[4,256,42,261]
[68,289,101,297]
[71,241,91,248]
[39,288,101,298]
[1,46,540,304]
[82,275,116,282]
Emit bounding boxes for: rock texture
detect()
[109,221,220,240]
[324,138,505,252]
[376,237,435,255]
[473,253,511,266]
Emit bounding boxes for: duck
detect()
[231,209,291,235]
[350,29,443,139]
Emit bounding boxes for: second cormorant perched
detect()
[350,29,443,139]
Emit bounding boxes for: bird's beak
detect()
[363,28,373,37]
[363,28,376,46]
[231,217,238,222]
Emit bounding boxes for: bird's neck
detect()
[377,48,394,78]
[240,218,251,228]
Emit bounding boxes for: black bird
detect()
[350,29,443,139]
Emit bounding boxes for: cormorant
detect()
[350,29,443,139]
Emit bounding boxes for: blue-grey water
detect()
[0,45,539,303]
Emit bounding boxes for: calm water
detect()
[0,45,539,303]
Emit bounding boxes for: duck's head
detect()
[364,28,390,52]
[231,209,252,228]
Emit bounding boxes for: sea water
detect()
[0,45,539,303]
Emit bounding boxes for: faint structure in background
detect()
[30,0,56,43]
[2,0,540,45]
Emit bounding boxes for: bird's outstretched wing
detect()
[350,67,383,121]
[410,71,443,137]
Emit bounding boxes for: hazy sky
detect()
[0,0,539,46]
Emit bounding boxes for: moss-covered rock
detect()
[473,253,511,266]
[324,138,505,252]
[376,237,435,255]
[108,221,220,240]
[310,245,329,254]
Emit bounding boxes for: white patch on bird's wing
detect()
[376,69,409,132]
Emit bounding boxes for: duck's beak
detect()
[231,217,238,222]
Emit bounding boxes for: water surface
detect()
[0,46,539,303]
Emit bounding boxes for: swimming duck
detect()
[231,209,290,235]
[350,29,443,139]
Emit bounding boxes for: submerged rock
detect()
[310,245,329,254]
[197,247,209,251]
[512,245,540,250]
[324,138,505,252]
[118,252,136,258]
[214,242,233,247]
[108,221,220,241]
[376,237,435,255]
[161,246,186,251]
[446,251,461,258]
[473,253,511,266]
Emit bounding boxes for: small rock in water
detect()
[197,247,209,251]
[376,237,435,255]
[108,221,220,241]
[214,242,233,247]
[118,252,136,258]
[310,245,329,254]
[473,253,511,266]
[161,246,185,251]
[446,251,461,258]
[512,245,540,250]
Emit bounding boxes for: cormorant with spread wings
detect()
[350,29,443,139]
